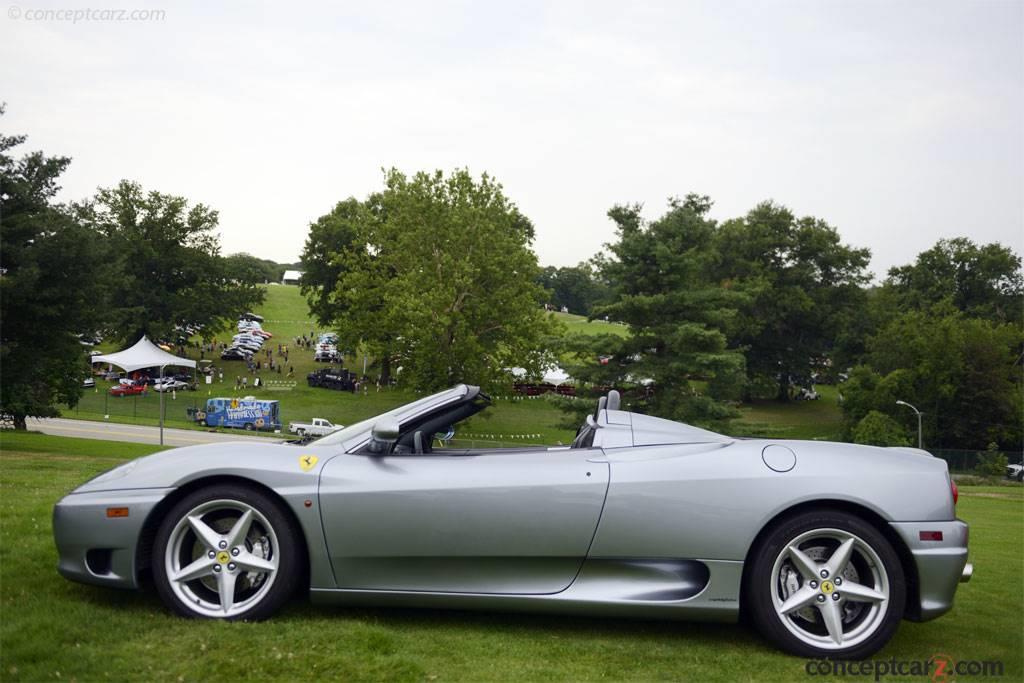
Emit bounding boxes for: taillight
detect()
[951,479,958,506]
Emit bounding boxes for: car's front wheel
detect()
[747,509,906,659]
[152,484,302,620]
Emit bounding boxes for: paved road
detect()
[26,417,285,447]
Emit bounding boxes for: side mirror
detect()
[369,416,400,453]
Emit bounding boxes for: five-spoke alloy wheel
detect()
[153,484,301,620]
[748,509,906,659]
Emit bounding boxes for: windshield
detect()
[310,385,472,448]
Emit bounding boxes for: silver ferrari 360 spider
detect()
[53,385,971,658]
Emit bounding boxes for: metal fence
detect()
[68,387,206,426]
[930,449,1023,473]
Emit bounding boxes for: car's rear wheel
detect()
[747,509,905,659]
[152,484,301,620]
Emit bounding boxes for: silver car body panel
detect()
[318,448,610,593]
[52,384,969,624]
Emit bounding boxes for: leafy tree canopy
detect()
[535,262,611,316]
[224,253,285,285]
[884,237,1022,323]
[840,304,1023,449]
[0,107,109,427]
[712,201,872,400]
[302,169,557,391]
[572,195,746,428]
[87,181,264,343]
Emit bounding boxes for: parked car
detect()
[314,348,340,363]
[288,417,345,437]
[221,348,252,361]
[82,377,95,388]
[109,381,146,397]
[307,368,357,391]
[232,339,263,352]
[154,379,191,393]
[53,385,970,659]
[1006,463,1023,482]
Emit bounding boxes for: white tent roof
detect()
[508,366,573,386]
[90,336,196,372]
[542,367,572,386]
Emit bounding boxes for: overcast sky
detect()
[3,0,1022,277]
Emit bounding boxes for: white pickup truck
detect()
[288,417,344,437]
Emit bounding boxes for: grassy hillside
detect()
[550,311,629,338]
[67,284,845,443]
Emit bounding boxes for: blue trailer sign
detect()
[198,397,281,431]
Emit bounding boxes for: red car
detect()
[109,381,147,397]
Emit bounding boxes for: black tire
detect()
[152,483,303,620]
[244,422,254,431]
[746,508,906,659]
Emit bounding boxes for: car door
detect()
[318,447,609,594]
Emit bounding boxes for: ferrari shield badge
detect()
[299,455,318,472]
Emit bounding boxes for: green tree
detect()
[88,181,264,343]
[852,411,911,447]
[299,198,365,328]
[884,238,1022,323]
[0,109,109,428]
[224,253,284,285]
[305,169,556,390]
[713,201,871,401]
[581,195,746,428]
[536,262,611,316]
[840,305,1023,449]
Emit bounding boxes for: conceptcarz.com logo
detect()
[805,655,1005,682]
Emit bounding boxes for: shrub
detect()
[852,410,911,447]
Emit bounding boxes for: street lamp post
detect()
[896,400,923,449]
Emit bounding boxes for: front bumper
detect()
[889,519,970,621]
[53,487,172,589]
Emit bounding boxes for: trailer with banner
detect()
[196,397,281,432]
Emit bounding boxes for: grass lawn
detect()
[731,385,846,441]
[550,311,629,338]
[1,431,1021,682]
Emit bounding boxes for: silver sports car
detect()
[53,385,971,659]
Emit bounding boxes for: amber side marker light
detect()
[106,507,129,518]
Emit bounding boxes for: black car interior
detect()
[360,387,622,456]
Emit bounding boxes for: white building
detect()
[281,270,304,285]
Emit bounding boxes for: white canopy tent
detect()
[91,336,197,445]
[508,366,573,386]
